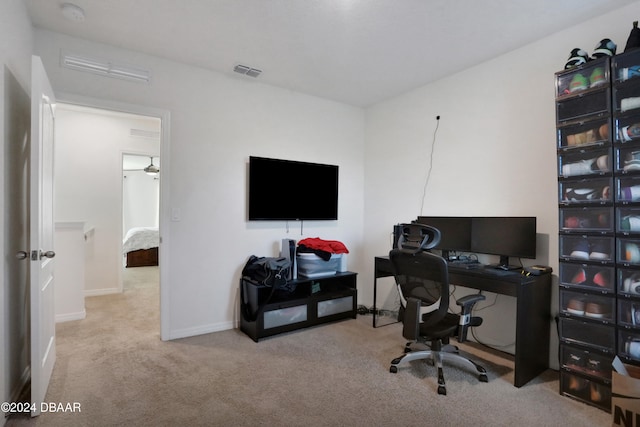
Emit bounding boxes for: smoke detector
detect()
[61,3,85,22]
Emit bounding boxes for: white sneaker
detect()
[562,155,608,177]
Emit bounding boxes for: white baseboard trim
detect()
[164,321,233,341]
[84,288,119,297]
[55,309,86,323]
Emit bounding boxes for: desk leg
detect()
[513,275,551,387]
[373,275,378,328]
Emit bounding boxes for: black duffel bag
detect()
[241,255,293,292]
[240,255,295,322]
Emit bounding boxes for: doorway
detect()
[53,99,169,339]
[122,153,160,278]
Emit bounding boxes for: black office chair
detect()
[388,223,488,395]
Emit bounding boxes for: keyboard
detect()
[448,259,481,267]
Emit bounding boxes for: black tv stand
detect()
[240,271,357,342]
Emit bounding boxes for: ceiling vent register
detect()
[233,64,262,78]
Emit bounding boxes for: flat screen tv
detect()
[470,216,537,270]
[248,156,339,221]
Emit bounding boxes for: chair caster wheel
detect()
[479,374,488,383]
[403,346,411,353]
[390,366,398,374]
[437,386,446,395]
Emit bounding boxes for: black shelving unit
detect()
[240,271,357,342]
[556,49,640,412]
[556,56,615,412]
[612,49,640,366]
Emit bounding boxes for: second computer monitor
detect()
[470,216,537,269]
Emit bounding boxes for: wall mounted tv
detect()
[248,156,339,221]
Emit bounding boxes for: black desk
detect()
[373,256,551,388]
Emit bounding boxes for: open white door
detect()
[30,55,56,416]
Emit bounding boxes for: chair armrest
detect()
[455,294,485,343]
[402,297,421,341]
[456,294,486,309]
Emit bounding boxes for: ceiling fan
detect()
[123,156,160,176]
[143,157,159,175]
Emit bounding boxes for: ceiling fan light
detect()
[144,164,159,175]
[144,157,159,175]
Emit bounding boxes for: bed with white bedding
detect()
[123,227,159,267]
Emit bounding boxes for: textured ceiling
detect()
[25,0,639,107]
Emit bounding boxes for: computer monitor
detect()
[415,216,472,259]
[470,216,537,270]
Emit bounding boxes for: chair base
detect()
[389,347,488,395]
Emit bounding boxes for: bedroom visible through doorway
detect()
[122,153,160,270]
[54,103,162,316]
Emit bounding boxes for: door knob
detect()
[16,251,28,260]
[40,250,56,259]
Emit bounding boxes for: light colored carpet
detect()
[6,266,612,426]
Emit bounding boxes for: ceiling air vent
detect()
[61,51,151,84]
[233,64,262,78]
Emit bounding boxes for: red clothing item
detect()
[298,238,349,254]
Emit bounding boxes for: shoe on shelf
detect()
[565,48,589,69]
[620,184,640,201]
[568,374,587,391]
[590,382,604,402]
[589,242,610,260]
[592,271,610,288]
[567,298,585,316]
[570,240,589,260]
[619,123,640,142]
[621,97,640,113]
[585,302,608,319]
[587,358,603,375]
[624,274,640,294]
[570,268,587,284]
[570,73,589,92]
[592,38,617,58]
[562,155,608,177]
[625,243,640,263]
[564,186,607,202]
[620,215,640,232]
[589,67,606,87]
[566,352,584,370]
[564,216,591,229]
[620,66,640,82]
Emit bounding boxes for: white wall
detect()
[34,30,366,339]
[54,222,87,322]
[0,0,33,418]
[123,169,159,234]
[55,105,161,295]
[363,2,640,367]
